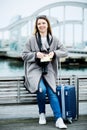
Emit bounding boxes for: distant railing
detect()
[0,75,87,105]
[77,75,87,101]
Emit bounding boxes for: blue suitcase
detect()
[56,84,76,123]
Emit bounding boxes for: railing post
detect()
[70,75,77,86]
[17,80,20,103]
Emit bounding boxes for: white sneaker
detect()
[39,113,46,125]
[55,117,67,129]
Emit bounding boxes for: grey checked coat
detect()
[22,35,68,93]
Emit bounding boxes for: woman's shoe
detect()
[55,117,67,129]
[39,113,46,125]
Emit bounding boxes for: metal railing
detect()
[0,76,36,104]
[0,75,87,105]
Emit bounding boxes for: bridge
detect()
[0,1,87,60]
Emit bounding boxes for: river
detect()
[0,58,87,77]
[0,58,24,77]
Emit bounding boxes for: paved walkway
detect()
[0,103,87,130]
[0,115,87,130]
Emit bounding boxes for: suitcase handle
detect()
[57,58,63,85]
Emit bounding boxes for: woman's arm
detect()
[22,38,36,63]
[53,37,68,58]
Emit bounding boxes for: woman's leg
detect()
[37,79,67,128]
[46,82,67,128]
[46,84,62,120]
[37,78,47,114]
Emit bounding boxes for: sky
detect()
[0,0,87,28]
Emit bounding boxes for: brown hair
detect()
[33,15,52,36]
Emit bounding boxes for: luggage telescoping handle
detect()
[57,58,63,85]
[61,84,66,119]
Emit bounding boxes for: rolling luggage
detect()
[56,84,76,123]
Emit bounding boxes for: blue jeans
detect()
[37,78,62,120]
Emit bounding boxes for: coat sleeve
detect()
[22,38,36,63]
[53,37,68,58]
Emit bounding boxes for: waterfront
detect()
[0,1,87,77]
[0,58,24,77]
[0,58,87,77]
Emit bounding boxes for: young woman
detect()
[22,15,68,129]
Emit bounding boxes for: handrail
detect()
[0,75,87,105]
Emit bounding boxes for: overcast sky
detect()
[0,0,87,28]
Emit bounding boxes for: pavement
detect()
[0,115,87,130]
[0,104,87,130]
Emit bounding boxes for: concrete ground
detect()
[0,115,87,130]
[0,104,87,130]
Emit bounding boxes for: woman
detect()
[22,15,68,129]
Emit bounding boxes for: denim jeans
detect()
[37,78,62,120]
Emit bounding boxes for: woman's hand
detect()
[36,52,45,59]
[36,51,54,61]
[48,51,54,59]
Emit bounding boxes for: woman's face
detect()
[37,18,48,34]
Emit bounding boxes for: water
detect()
[0,58,24,77]
[0,58,87,77]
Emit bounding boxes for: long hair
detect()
[33,15,52,36]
